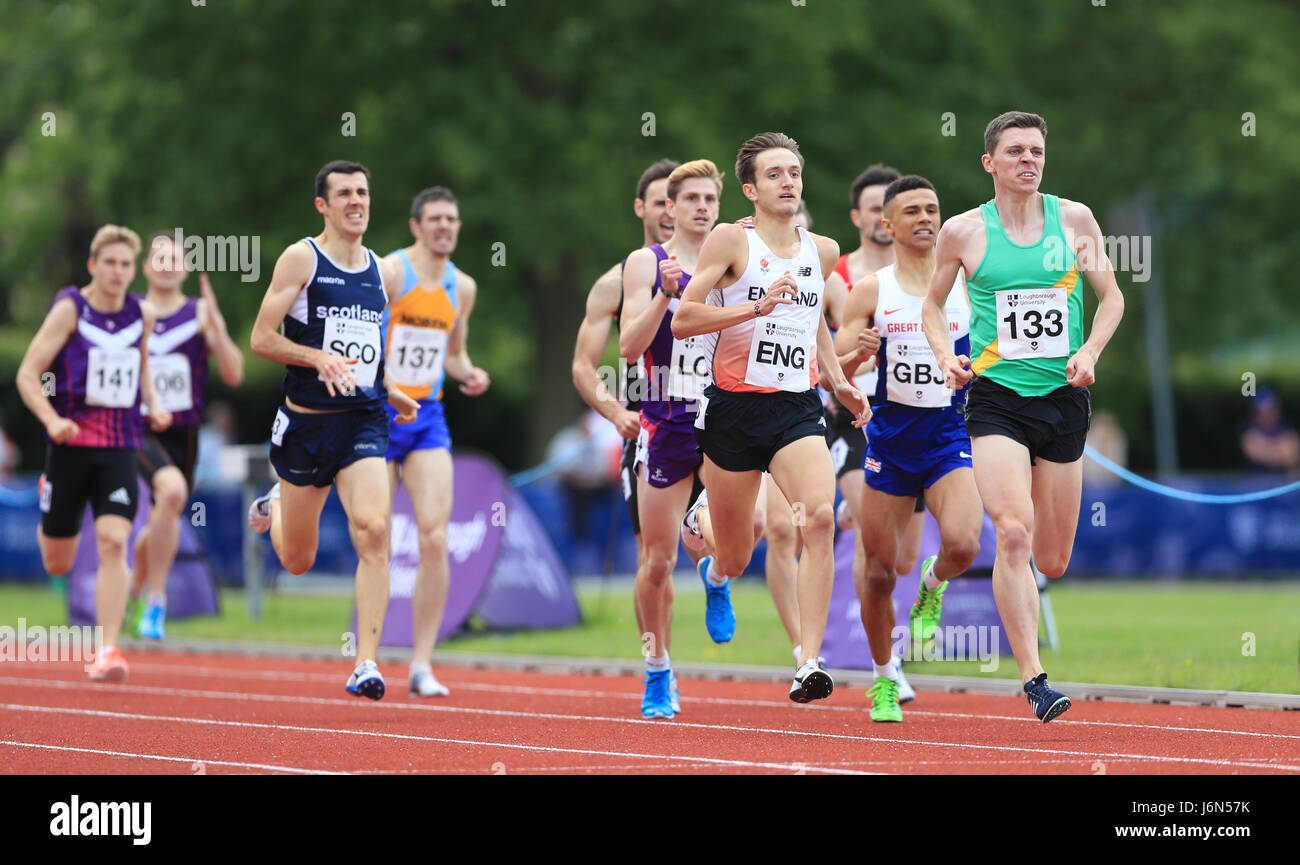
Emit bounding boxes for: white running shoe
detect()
[247,482,281,534]
[345,659,385,700]
[409,665,450,697]
[680,488,709,553]
[836,498,854,531]
[895,657,916,703]
[789,659,834,704]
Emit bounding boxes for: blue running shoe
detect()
[642,669,674,719]
[669,671,681,715]
[346,660,386,700]
[698,555,735,643]
[1024,673,1071,723]
[137,603,165,640]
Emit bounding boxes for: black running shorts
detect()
[963,376,1091,464]
[40,444,139,538]
[694,385,828,473]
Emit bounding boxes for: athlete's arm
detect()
[672,224,795,338]
[573,264,640,439]
[15,296,80,443]
[833,274,881,380]
[1061,199,1126,388]
[814,235,871,426]
[925,217,974,389]
[618,248,672,362]
[138,301,172,432]
[249,242,357,398]
[444,271,490,396]
[197,274,246,388]
[379,255,405,305]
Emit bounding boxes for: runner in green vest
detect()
[921,111,1125,723]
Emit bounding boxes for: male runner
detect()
[247,160,420,700]
[924,112,1124,722]
[15,225,169,681]
[674,133,870,703]
[836,176,982,721]
[128,231,245,640]
[619,159,720,718]
[382,186,490,698]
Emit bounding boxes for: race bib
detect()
[86,347,141,408]
[885,339,951,408]
[745,317,811,393]
[150,352,193,413]
[270,408,289,446]
[387,323,447,390]
[996,288,1068,359]
[323,316,381,390]
[667,335,711,401]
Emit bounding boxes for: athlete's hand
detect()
[939,353,973,390]
[198,274,227,333]
[612,408,641,440]
[1066,346,1096,387]
[148,405,173,433]
[834,381,873,428]
[758,271,799,315]
[856,326,881,360]
[459,366,491,397]
[388,389,420,424]
[45,417,80,444]
[659,256,684,299]
[314,350,358,398]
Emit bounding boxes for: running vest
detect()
[142,295,209,427]
[711,226,824,394]
[382,250,457,403]
[832,251,878,397]
[869,265,970,448]
[965,194,1085,396]
[282,237,388,410]
[639,244,711,429]
[47,286,145,449]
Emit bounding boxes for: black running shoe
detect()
[1024,673,1071,723]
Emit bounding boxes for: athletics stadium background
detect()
[0,0,1296,694]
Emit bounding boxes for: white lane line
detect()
[4,677,1296,773]
[0,739,344,775]
[120,662,1300,742]
[0,703,871,776]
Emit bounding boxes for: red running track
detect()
[1,651,1297,775]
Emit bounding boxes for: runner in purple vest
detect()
[126,230,245,640]
[15,225,170,683]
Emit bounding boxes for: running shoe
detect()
[698,555,735,643]
[409,665,450,697]
[669,671,681,715]
[909,555,946,644]
[895,658,916,703]
[789,659,834,704]
[247,482,281,534]
[123,595,141,638]
[345,659,386,700]
[1024,673,1071,723]
[681,488,709,553]
[87,646,129,683]
[868,676,903,722]
[836,498,853,531]
[642,669,674,719]
[137,603,165,641]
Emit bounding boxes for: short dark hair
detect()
[882,175,937,212]
[849,164,901,209]
[734,132,803,188]
[409,186,458,221]
[315,160,370,200]
[636,159,680,202]
[983,111,1048,155]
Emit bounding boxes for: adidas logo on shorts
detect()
[108,487,132,506]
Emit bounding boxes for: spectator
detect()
[546,409,623,539]
[1082,410,1128,488]
[1241,388,1300,475]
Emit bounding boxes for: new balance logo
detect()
[798,266,812,277]
[108,487,131,506]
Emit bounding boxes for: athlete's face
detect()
[143,236,189,292]
[882,188,940,251]
[316,171,370,237]
[665,177,720,238]
[746,149,803,217]
[852,184,892,246]
[984,127,1045,193]
[635,177,674,244]
[411,200,461,256]
[87,242,137,296]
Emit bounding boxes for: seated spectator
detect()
[1241,387,1300,475]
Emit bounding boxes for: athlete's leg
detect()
[922,467,982,580]
[399,448,454,666]
[699,456,763,579]
[971,435,1042,682]
[838,466,869,609]
[1029,457,1083,579]
[896,510,926,577]
[93,514,133,648]
[856,487,914,665]
[37,530,79,578]
[763,476,801,651]
[269,481,331,576]
[635,472,694,660]
[134,466,187,599]
[767,437,837,665]
[335,456,393,664]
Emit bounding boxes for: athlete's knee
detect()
[765,514,797,551]
[941,527,981,572]
[1035,550,1071,580]
[41,545,76,575]
[351,515,390,559]
[714,546,750,579]
[417,521,448,558]
[993,517,1032,562]
[281,548,317,576]
[800,501,836,542]
[94,524,130,561]
[864,556,897,596]
[641,547,676,586]
[155,476,188,515]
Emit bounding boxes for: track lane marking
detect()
[0,739,344,774]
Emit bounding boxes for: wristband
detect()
[754,300,763,317]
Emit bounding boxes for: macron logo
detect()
[108,487,132,506]
[316,276,346,285]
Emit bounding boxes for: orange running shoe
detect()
[87,646,129,683]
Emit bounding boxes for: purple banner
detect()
[68,477,220,627]
[820,512,1012,670]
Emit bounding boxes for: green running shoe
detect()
[868,676,903,722]
[910,555,947,645]
[123,595,142,639]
